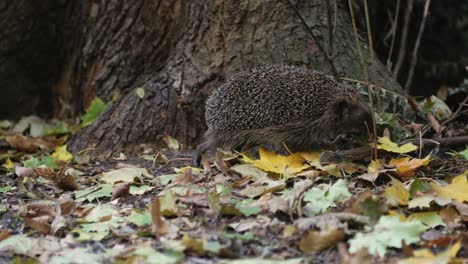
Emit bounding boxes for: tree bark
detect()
[2,0,404,157]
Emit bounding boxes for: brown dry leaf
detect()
[0,230,11,242]
[170,169,194,186]
[239,178,285,198]
[298,229,345,253]
[268,179,314,214]
[50,207,67,235]
[151,197,166,236]
[6,134,58,152]
[150,197,178,238]
[426,112,445,134]
[439,206,462,229]
[453,201,468,216]
[55,173,79,191]
[56,194,76,215]
[338,243,374,264]
[23,215,51,234]
[34,167,57,180]
[389,155,431,178]
[111,182,131,201]
[400,240,462,264]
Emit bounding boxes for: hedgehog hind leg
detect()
[194,129,257,167]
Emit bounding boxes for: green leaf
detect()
[303,179,351,216]
[223,232,255,241]
[23,156,58,170]
[235,198,261,217]
[160,190,179,216]
[132,246,183,264]
[0,186,14,193]
[407,212,445,228]
[409,178,431,195]
[80,97,111,127]
[237,206,261,217]
[447,146,468,160]
[158,174,178,186]
[349,216,427,256]
[74,184,113,202]
[83,204,115,223]
[73,222,110,241]
[126,210,152,227]
[45,122,73,135]
[100,167,150,184]
[376,112,398,128]
[130,185,154,195]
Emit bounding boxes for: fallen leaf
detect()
[298,229,345,253]
[389,155,431,177]
[51,145,73,162]
[111,182,131,201]
[349,216,427,257]
[408,195,451,209]
[100,167,150,184]
[377,137,418,154]
[430,172,468,202]
[2,158,15,171]
[163,135,180,150]
[400,240,462,264]
[384,178,409,206]
[407,212,445,228]
[243,148,308,174]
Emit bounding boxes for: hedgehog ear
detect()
[334,99,349,121]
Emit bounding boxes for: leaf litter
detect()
[0,97,467,263]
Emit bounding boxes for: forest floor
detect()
[0,97,467,264]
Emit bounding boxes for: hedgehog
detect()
[193,65,372,166]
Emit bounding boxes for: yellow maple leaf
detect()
[377,137,418,154]
[368,159,384,174]
[430,172,468,202]
[2,158,15,170]
[389,155,431,177]
[52,145,74,162]
[400,241,462,264]
[384,177,409,206]
[243,148,309,174]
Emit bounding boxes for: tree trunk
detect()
[2,0,404,157]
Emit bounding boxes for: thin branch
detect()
[341,77,407,99]
[386,0,401,71]
[336,136,468,160]
[285,0,341,82]
[347,0,378,159]
[393,0,414,78]
[362,0,381,111]
[441,96,468,126]
[404,0,431,91]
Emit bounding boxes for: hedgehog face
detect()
[333,97,372,135]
